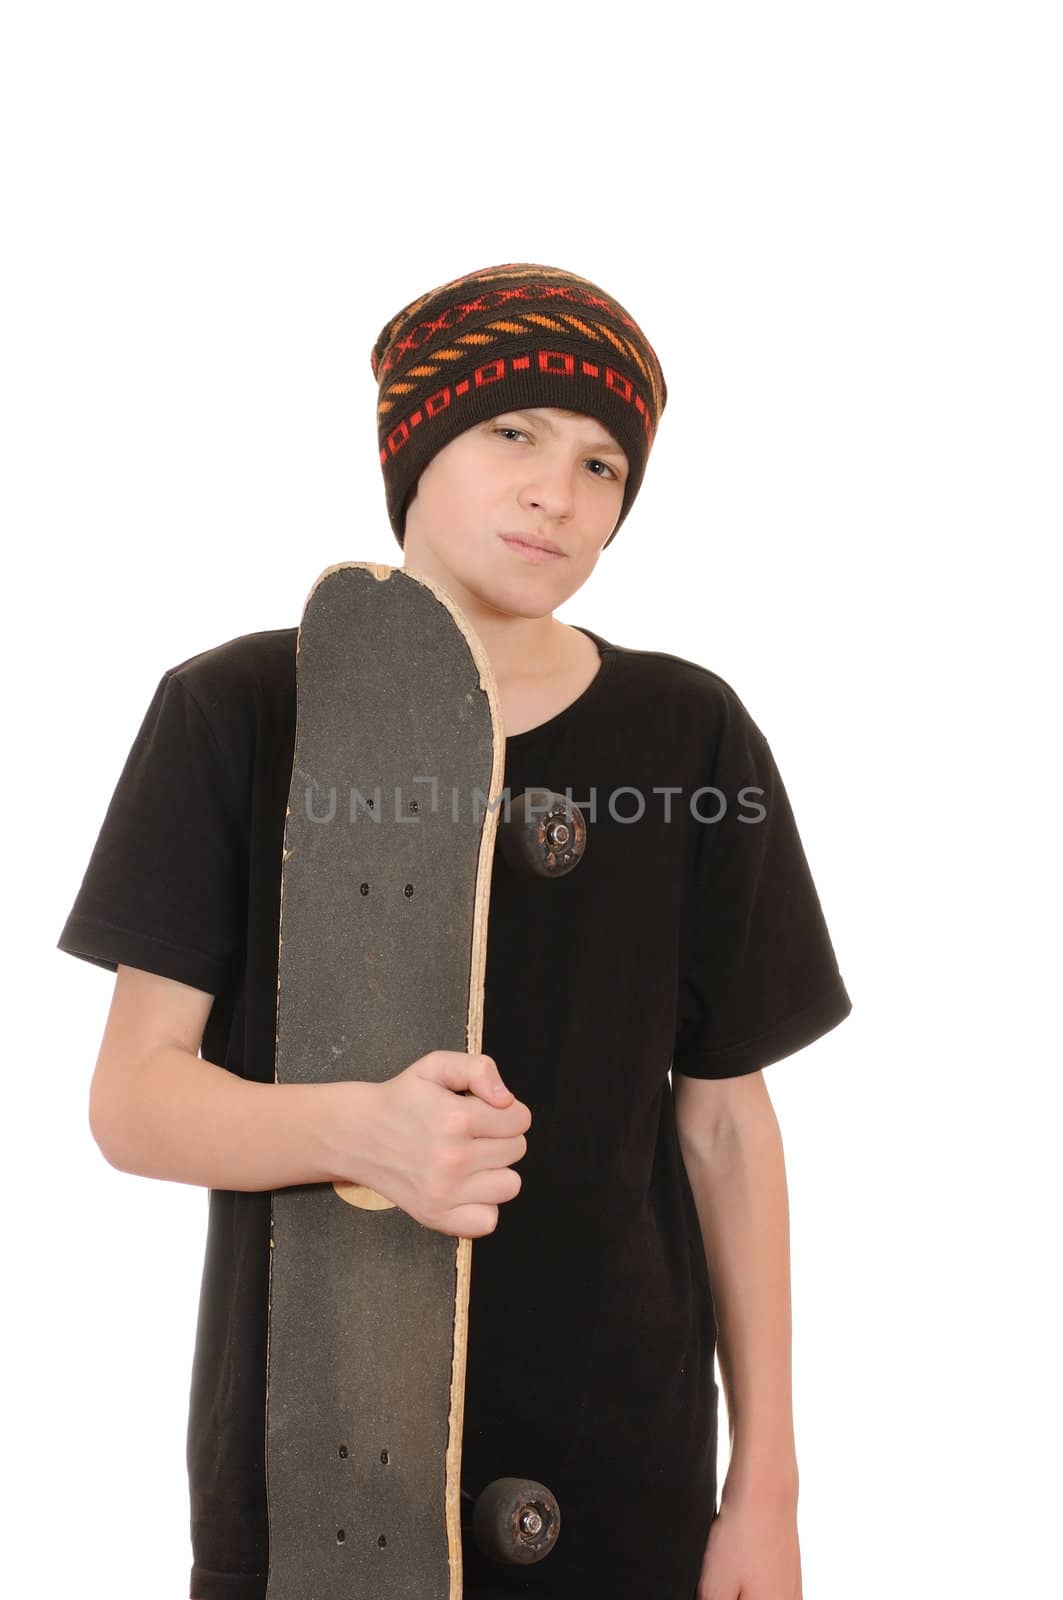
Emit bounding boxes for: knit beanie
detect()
[370,262,667,551]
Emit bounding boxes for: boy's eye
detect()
[491,426,617,480]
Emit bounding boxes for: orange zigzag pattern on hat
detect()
[376,314,657,423]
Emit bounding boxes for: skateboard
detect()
[264,562,585,1598]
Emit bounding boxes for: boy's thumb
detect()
[481,1057,511,1101]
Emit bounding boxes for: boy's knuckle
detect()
[438,1143,465,1174]
[441,1107,468,1138]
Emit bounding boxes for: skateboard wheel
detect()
[498,789,586,878]
[471,1476,561,1565]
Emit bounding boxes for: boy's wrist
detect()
[720,1446,799,1510]
[303,1077,380,1187]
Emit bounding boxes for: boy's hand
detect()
[696,1483,802,1600]
[328,1052,531,1238]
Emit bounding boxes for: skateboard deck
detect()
[264,561,505,1599]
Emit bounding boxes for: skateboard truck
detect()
[461,1477,561,1565]
[498,788,587,879]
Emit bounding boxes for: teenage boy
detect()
[59,261,852,1600]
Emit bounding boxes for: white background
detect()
[4,3,1059,1596]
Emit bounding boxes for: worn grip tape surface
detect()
[264,562,505,1599]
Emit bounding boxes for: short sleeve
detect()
[672,695,852,1079]
[56,670,247,995]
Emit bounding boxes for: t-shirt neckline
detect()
[503,626,615,748]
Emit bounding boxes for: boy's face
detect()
[401,407,628,620]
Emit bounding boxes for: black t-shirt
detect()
[57,622,852,1600]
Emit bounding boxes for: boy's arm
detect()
[673,1068,800,1507]
[89,964,368,1190]
[87,965,531,1238]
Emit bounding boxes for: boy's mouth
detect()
[499,532,565,562]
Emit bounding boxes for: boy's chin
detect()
[464,561,573,621]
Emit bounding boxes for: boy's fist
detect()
[328,1052,531,1238]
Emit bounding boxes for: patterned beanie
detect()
[370,262,667,550]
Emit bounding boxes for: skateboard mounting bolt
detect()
[360,883,370,896]
[338,1445,348,1459]
[377,1534,387,1548]
[519,1508,544,1538]
[403,883,415,898]
[409,799,420,813]
[336,1528,346,1544]
[380,1448,390,1465]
